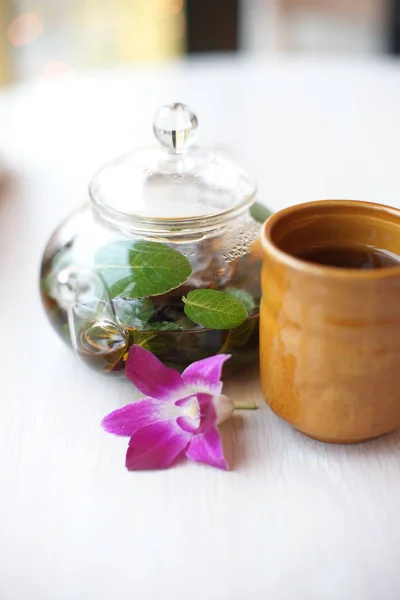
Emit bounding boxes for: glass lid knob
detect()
[153,103,198,154]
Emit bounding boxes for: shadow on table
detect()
[220,415,247,470]
[0,167,15,205]
[292,425,400,459]
[0,168,19,267]
[220,363,261,470]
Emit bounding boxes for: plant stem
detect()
[218,329,232,354]
[233,401,258,410]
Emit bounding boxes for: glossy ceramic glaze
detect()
[260,200,400,443]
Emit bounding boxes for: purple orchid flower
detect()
[101,346,234,471]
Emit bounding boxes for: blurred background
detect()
[1,0,400,86]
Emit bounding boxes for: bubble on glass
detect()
[221,221,260,263]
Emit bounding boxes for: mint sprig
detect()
[95,241,255,333]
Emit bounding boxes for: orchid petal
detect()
[126,420,191,470]
[101,397,168,437]
[182,354,230,395]
[186,424,229,470]
[126,345,184,401]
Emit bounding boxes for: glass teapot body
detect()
[40,203,262,376]
[40,103,264,377]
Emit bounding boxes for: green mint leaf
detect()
[182,289,248,330]
[250,202,273,224]
[94,241,192,299]
[133,330,177,355]
[113,297,154,328]
[140,322,181,332]
[225,287,256,314]
[175,314,197,330]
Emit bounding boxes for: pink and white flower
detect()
[101,346,234,471]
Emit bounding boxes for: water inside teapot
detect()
[40,241,262,376]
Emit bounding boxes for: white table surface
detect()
[1,56,400,600]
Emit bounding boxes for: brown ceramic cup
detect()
[260,200,400,443]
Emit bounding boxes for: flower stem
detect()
[233,401,258,410]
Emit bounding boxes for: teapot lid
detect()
[89,103,256,221]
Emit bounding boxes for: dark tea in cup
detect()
[296,245,400,270]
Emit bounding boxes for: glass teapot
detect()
[40,103,268,377]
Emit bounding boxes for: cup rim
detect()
[261,199,400,279]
